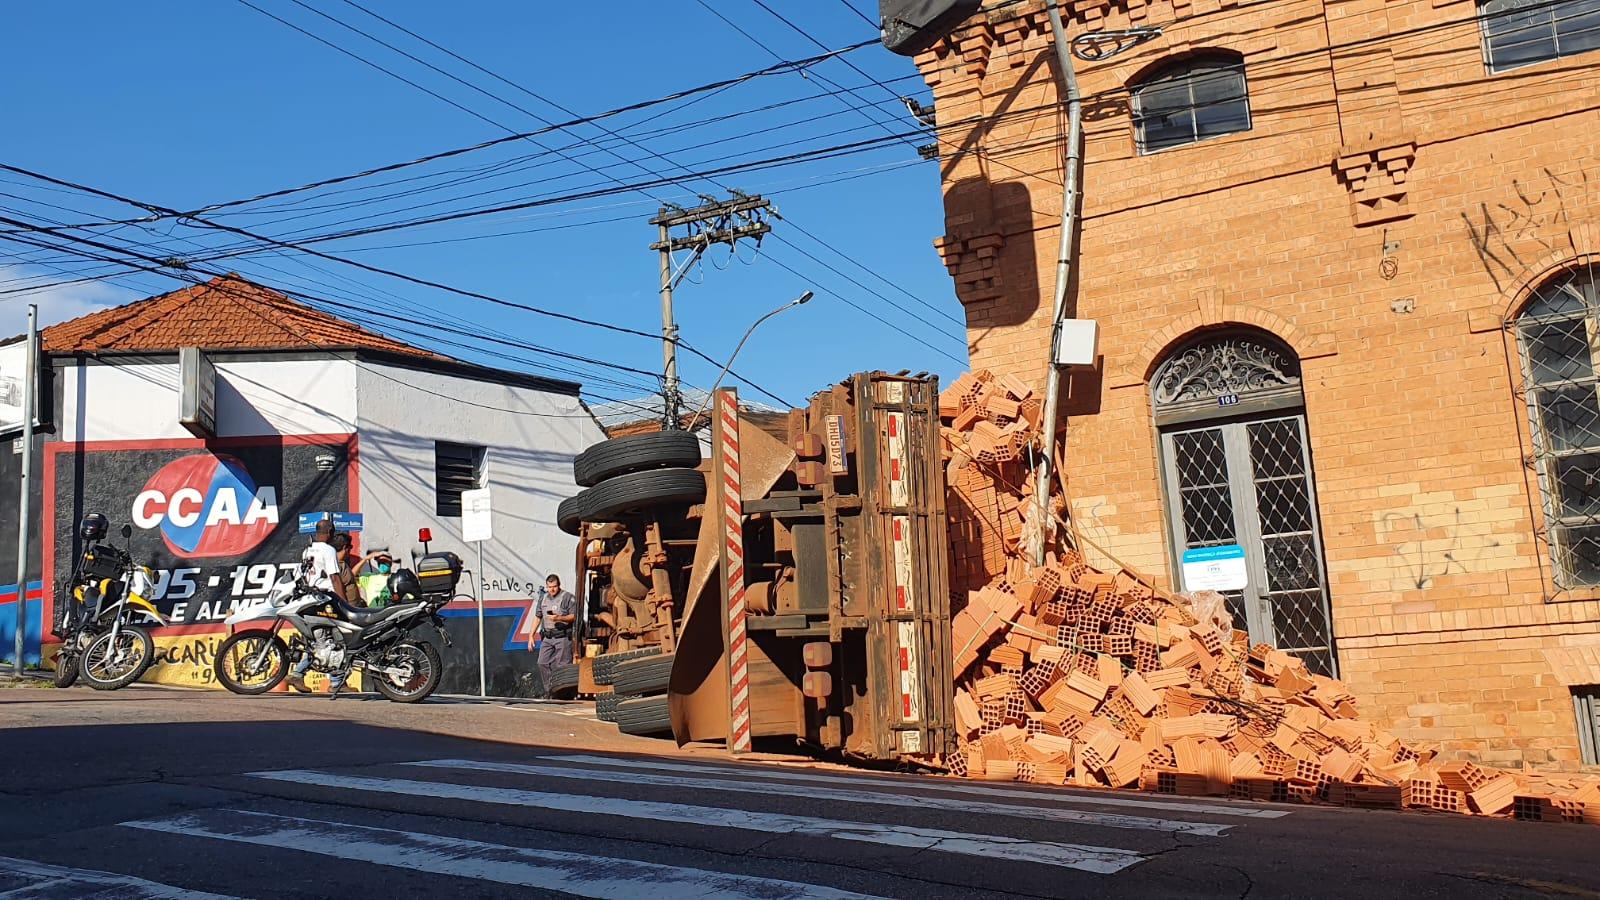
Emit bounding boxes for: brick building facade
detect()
[915,0,1600,769]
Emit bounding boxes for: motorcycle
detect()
[213,548,459,703]
[51,515,165,690]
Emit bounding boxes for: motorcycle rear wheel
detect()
[372,639,442,703]
[79,627,154,691]
[214,630,290,695]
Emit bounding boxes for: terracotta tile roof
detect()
[41,274,443,361]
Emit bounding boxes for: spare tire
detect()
[594,646,662,686]
[575,431,702,487]
[611,652,674,696]
[557,468,706,536]
[616,694,672,736]
[544,662,580,698]
[596,690,633,723]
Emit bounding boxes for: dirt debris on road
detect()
[940,369,1600,824]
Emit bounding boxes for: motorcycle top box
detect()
[81,547,126,581]
[415,552,463,595]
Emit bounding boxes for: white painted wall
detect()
[353,361,604,609]
[59,358,357,442]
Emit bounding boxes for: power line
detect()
[0,216,642,417]
[837,0,880,29]
[0,167,794,407]
[299,3,966,355]
[182,37,880,217]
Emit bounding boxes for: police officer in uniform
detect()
[533,574,576,698]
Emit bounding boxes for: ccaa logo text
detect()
[133,454,280,558]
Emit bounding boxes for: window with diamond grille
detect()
[1153,330,1338,676]
[1514,265,1600,589]
[1130,53,1251,154]
[1479,0,1600,73]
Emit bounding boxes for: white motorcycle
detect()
[212,553,459,703]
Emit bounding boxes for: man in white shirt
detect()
[289,519,345,694]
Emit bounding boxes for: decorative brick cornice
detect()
[1334,138,1418,228]
[935,232,1007,305]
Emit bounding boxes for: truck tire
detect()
[611,652,674,696]
[596,690,634,723]
[545,662,580,698]
[594,646,662,686]
[574,432,701,487]
[616,694,672,736]
[557,468,706,536]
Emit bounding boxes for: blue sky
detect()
[0,1,969,412]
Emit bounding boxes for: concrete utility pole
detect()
[1031,2,1086,566]
[13,304,37,674]
[648,193,776,428]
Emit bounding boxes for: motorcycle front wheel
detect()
[214,630,289,695]
[372,639,442,703]
[79,627,154,690]
[51,645,80,688]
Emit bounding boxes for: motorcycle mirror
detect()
[120,524,133,539]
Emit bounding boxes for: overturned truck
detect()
[556,373,954,763]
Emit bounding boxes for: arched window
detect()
[1130,53,1251,154]
[1479,0,1600,73]
[1515,264,1600,587]
[1152,329,1337,676]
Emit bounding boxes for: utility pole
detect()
[13,304,37,675]
[648,192,776,428]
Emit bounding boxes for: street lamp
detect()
[686,290,813,431]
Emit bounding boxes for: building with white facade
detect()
[0,274,604,695]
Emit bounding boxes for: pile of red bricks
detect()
[941,370,1600,822]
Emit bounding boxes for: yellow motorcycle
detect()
[52,515,164,690]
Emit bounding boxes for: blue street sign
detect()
[298,512,363,533]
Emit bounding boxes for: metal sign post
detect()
[461,487,492,698]
[12,304,36,675]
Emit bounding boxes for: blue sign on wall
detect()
[298,511,364,533]
[1181,544,1248,591]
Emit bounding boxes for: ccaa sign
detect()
[132,453,280,558]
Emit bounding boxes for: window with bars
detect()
[1576,686,1600,765]
[1514,265,1600,589]
[435,441,486,518]
[1479,0,1600,72]
[1130,53,1251,154]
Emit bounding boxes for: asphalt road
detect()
[1,684,1597,899]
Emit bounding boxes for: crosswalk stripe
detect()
[123,809,882,900]
[245,769,1147,874]
[544,753,1288,819]
[405,758,1231,836]
[0,855,240,900]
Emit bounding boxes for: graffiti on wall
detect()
[1463,164,1597,292]
[1376,506,1505,591]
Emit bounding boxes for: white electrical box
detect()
[1054,319,1099,367]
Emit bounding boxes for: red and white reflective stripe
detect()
[897,620,921,723]
[892,515,914,612]
[885,412,908,507]
[718,389,752,754]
